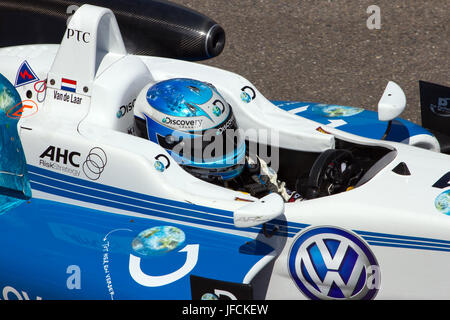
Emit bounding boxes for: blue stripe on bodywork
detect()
[272,100,432,142]
[355,229,450,245]
[0,198,274,299]
[29,164,227,215]
[29,173,234,224]
[354,230,450,252]
[365,241,450,253]
[28,165,450,253]
[28,165,305,238]
[362,236,450,250]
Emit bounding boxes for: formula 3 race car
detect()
[0,2,450,300]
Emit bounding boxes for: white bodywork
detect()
[1,5,450,299]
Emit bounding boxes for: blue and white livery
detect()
[0,4,449,300]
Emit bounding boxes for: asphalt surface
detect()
[173,0,449,125]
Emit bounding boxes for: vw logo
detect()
[288,226,380,300]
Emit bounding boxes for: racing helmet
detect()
[134,78,246,182]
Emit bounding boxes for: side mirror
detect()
[233,193,284,228]
[378,81,406,121]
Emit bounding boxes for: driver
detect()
[133,78,301,202]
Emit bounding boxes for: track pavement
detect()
[175,0,449,124]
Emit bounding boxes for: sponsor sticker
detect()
[435,190,450,215]
[240,86,256,103]
[161,116,203,130]
[53,90,82,105]
[66,28,91,43]
[39,146,107,180]
[190,275,253,300]
[116,99,136,118]
[6,100,38,119]
[15,61,39,87]
[430,97,450,117]
[288,226,380,300]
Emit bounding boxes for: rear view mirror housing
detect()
[378,81,406,121]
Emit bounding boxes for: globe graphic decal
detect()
[201,293,219,300]
[0,73,32,214]
[0,86,15,114]
[312,104,364,117]
[132,226,186,256]
[435,190,450,215]
[154,160,165,172]
[240,91,251,103]
[212,105,221,117]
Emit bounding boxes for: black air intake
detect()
[0,0,225,60]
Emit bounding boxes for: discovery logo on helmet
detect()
[162,117,203,130]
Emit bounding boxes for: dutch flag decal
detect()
[61,78,77,93]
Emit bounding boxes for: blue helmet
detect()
[134,78,246,182]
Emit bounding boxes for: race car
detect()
[0,2,449,300]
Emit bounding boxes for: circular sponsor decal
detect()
[82,147,107,181]
[240,91,251,103]
[288,226,380,300]
[240,86,256,103]
[312,104,364,118]
[212,105,221,117]
[131,226,186,256]
[154,154,170,171]
[435,190,450,215]
[154,160,165,172]
[201,293,219,300]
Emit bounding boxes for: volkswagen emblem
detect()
[288,226,380,300]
